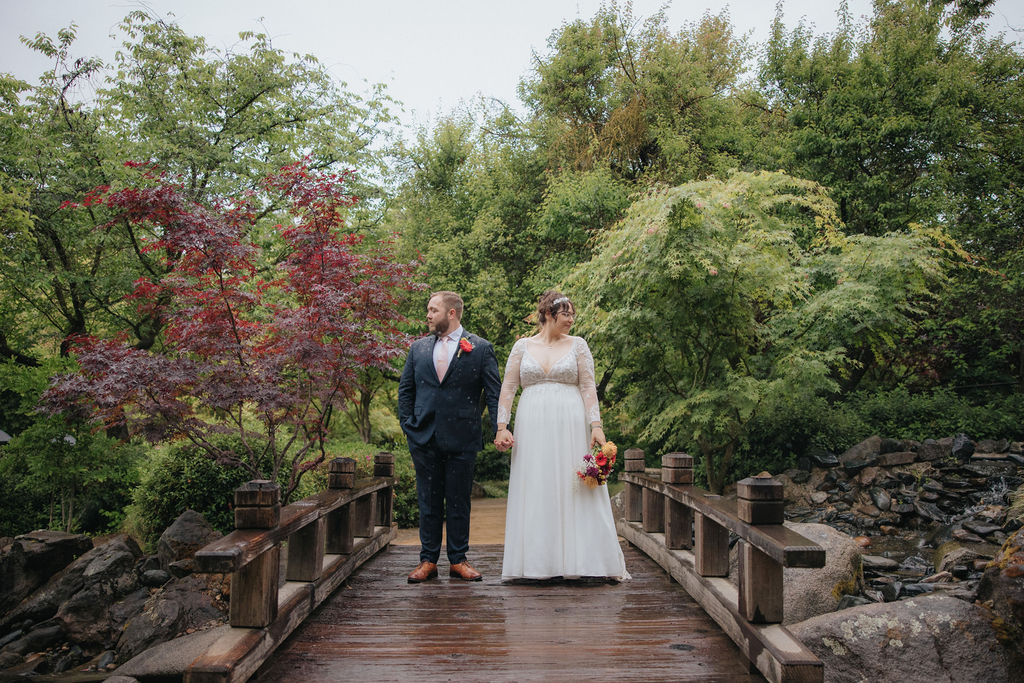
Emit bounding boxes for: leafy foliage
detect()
[42,162,421,501]
[568,170,959,491]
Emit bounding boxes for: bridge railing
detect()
[617,449,825,683]
[184,453,398,683]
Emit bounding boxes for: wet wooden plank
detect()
[253,544,764,682]
[619,521,822,683]
[621,473,824,568]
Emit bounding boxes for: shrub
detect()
[125,437,257,550]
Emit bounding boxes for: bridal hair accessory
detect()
[457,338,473,357]
[577,441,618,488]
[552,296,570,306]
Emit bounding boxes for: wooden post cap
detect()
[374,452,395,477]
[329,458,357,473]
[625,448,645,460]
[662,453,693,468]
[737,476,783,501]
[662,468,694,484]
[234,480,280,507]
[234,480,281,529]
[329,457,357,489]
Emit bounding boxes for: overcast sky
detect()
[2,0,1022,132]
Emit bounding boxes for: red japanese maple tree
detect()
[44,161,421,500]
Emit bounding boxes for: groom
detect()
[398,291,501,583]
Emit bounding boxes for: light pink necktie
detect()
[435,336,449,381]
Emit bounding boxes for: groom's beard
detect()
[429,319,451,337]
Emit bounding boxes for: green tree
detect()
[0,14,397,364]
[567,171,959,492]
[760,0,1024,390]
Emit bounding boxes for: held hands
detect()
[590,425,606,449]
[494,428,514,452]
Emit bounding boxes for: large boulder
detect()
[0,531,93,618]
[113,625,230,681]
[839,436,882,473]
[1,536,135,629]
[729,522,863,625]
[976,527,1024,668]
[114,575,227,663]
[157,511,221,575]
[790,594,1013,682]
[55,536,143,648]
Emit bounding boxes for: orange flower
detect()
[602,441,617,459]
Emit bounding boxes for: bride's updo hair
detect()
[537,290,574,325]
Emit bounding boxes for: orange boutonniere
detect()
[457,338,473,357]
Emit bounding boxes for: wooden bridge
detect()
[186,451,826,682]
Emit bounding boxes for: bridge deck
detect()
[254,543,765,682]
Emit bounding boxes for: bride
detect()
[494,290,628,581]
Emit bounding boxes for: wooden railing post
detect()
[231,480,281,627]
[326,458,356,555]
[624,448,644,522]
[641,451,664,532]
[694,511,729,577]
[286,515,326,583]
[374,452,395,527]
[737,475,785,623]
[662,453,694,549]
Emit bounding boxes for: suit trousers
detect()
[409,441,477,564]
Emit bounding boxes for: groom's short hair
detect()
[430,290,464,319]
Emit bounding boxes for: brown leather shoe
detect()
[407,561,438,583]
[449,561,483,581]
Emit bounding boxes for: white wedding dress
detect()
[499,336,628,580]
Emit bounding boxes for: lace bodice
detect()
[497,336,601,426]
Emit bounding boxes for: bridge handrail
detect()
[618,449,825,683]
[185,453,398,682]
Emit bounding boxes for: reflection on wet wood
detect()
[254,544,764,682]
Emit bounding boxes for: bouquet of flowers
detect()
[577,441,618,488]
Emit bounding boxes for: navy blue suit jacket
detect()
[398,331,501,453]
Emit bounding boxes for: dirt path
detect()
[393,497,507,545]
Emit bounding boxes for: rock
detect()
[141,569,172,587]
[916,440,949,462]
[752,523,863,625]
[810,491,829,505]
[857,466,881,486]
[113,625,230,680]
[0,651,23,669]
[114,575,225,664]
[790,594,1014,682]
[869,488,891,511]
[157,510,221,573]
[951,433,975,462]
[861,555,899,571]
[105,676,142,683]
[920,570,954,583]
[853,536,871,548]
[953,528,986,544]
[933,542,979,574]
[0,530,93,618]
[877,451,916,467]
[836,594,872,610]
[976,438,1008,454]
[1,623,64,656]
[976,527,1024,668]
[1,535,137,629]
[51,536,142,648]
[840,436,882,473]
[963,521,1002,537]
[914,500,946,523]
[808,448,839,468]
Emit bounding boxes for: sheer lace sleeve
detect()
[575,337,602,425]
[497,339,525,426]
